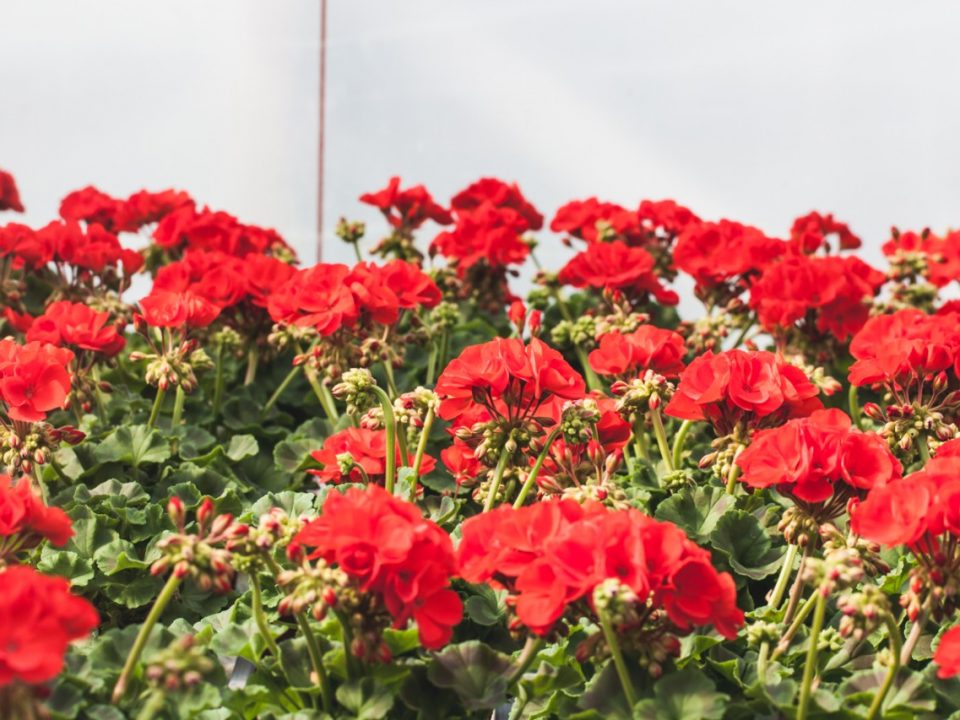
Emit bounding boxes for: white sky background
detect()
[4,1,960,313]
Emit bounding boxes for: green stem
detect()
[768,544,800,611]
[725,462,741,495]
[900,603,929,666]
[244,346,259,386]
[30,463,48,504]
[597,604,637,708]
[135,691,167,720]
[295,611,332,712]
[112,574,182,703]
[382,361,399,399]
[372,386,397,493]
[508,636,545,685]
[730,319,755,349]
[575,346,603,392]
[782,545,813,629]
[263,365,302,413]
[213,340,225,416]
[146,386,166,430]
[305,369,339,423]
[437,330,450,378]
[426,340,438,387]
[848,384,862,430]
[170,386,186,430]
[796,590,827,720]
[917,436,931,464]
[649,406,674,472]
[671,420,693,469]
[771,592,817,661]
[865,614,902,720]
[410,408,435,501]
[514,428,562,509]
[633,424,650,463]
[484,445,512,512]
[251,572,280,659]
[333,609,360,681]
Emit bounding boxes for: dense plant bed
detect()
[1,168,960,719]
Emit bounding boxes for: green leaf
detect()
[427,641,513,711]
[463,584,506,626]
[227,434,259,462]
[93,538,149,575]
[842,667,936,716]
[633,668,729,720]
[709,510,785,580]
[94,425,170,468]
[274,438,320,474]
[655,485,735,542]
[336,678,395,720]
[37,547,95,587]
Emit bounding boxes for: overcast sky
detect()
[4,1,960,309]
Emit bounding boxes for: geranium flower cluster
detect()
[0,474,73,561]
[308,426,437,485]
[290,485,462,651]
[458,500,743,641]
[736,408,900,513]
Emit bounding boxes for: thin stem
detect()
[725,462,741,495]
[796,590,827,720]
[244,346,259,386]
[350,240,363,263]
[597,604,637,708]
[917,436,931,464]
[865,613,902,720]
[900,604,929,666]
[251,572,280,659]
[146,386,166,430]
[333,609,359,681]
[771,592,817,661]
[436,330,449,378]
[508,636,545,685]
[263,365,302,413]
[426,340,438,387]
[213,340,225,416]
[410,407,435,501]
[295,611,331,712]
[848,384,862,430]
[113,574,182,703]
[768,544,800,611]
[514,427,562,509]
[484,445,512,512]
[633,424,650,463]
[135,691,167,720]
[372,386,397,493]
[305,369,339,423]
[782,545,813,628]
[170,386,186,430]
[30,463,48,504]
[648,406,674,472]
[671,420,693,469]
[575,345,603,392]
[730,319,755,349]
[382,361,399,399]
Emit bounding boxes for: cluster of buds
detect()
[472,465,522,507]
[802,546,865,596]
[144,635,215,693]
[331,368,380,416]
[372,225,420,263]
[151,498,239,593]
[777,506,821,547]
[226,508,304,571]
[559,398,601,446]
[820,523,889,577]
[67,369,114,416]
[900,555,960,622]
[550,315,598,351]
[862,398,959,462]
[784,353,842,397]
[426,301,461,338]
[276,556,349,621]
[130,318,211,393]
[746,621,780,648]
[585,579,680,678]
[336,217,366,251]
[267,321,318,358]
[593,308,649,339]
[678,311,734,354]
[211,325,243,354]
[697,425,749,480]
[1,423,84,476]
[392,387,440,443]
[836,584,891,641]
[457,420,539,468]
[882,279,939,314]
[612,369,675,422]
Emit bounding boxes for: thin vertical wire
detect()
[317,0,328,261]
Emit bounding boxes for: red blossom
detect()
[935,626,960,679]
[589,325,686,379]
[309,427,437,485]
[789,211,861,254]
[0,340,74,422]
[26,301,125,357]
[451,178,543,231]
[0,170,25,213]
[673,220,784,292]
[431,203,530,271]
[0,565,99,686]
[550,198,645,244]
[0,474,74,554]
[360,177,452,230]
[558,241,678,305]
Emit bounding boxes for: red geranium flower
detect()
[27,301,125,357]
[550,198,645,244]
[293,485,461,650]
[59,186,125,231]
[637,199,700,238]
[431,203,530,271]
[789,211,861,254]
[0,565,99,686]
[673,220,784,292]
[309,427,437,485]
[558,240,678,305]
[0,340,74,422]
[0,474,73,557]
[0,170,25,213]
[360,177,453,230]
[451,178,543,231]
[589,325,686,378]
[140,290,221,329]
[935,626,960,679]
[664,349,821,434]
[267,264,358,335]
